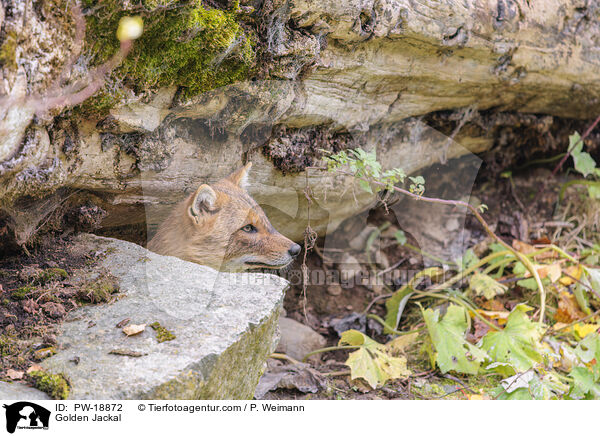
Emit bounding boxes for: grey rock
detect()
[0,382,51,400]
[276,317,326,362]
[41,234,289,400]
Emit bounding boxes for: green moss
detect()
[0,31,18,71]
[29,370,70,400]
[79,0,256,116]
[11,286,34,301]
[77,274,120,303]
[0,334,17,357]
[150,321,176,343]
[35,268,69,285]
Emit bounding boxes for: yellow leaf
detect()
[559,265,583,286]
[477,309,510,326]
[573,323,600,338]
[340,330,410,388]
[387,332,419,354]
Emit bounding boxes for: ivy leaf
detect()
[470,272,507,300]
[480,305,542,376]
[422,305,488,375]
[570,132,598,177]
[339,330,410,388]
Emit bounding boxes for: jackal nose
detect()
[288,243,301,257]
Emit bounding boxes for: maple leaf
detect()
[480,305,542,376]
[422,305,488,375]
[339,330,410,389]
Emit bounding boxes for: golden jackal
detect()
[147,163,301,271]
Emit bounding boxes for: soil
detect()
[0,235,120,386]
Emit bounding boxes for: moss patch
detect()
[11,286,34,301]
[78,0,256,116]
[77,274,120,303]
[29,370,70,400]
[35,268,69,285]
[0,31,18,71]
[150,321,176,343]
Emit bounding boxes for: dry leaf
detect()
[512,240,536,254]
[116,318,131,328]
[536,263,562,283]
[6,369,24,380]
[27,364,43,374]
[554,292,586,323]
[122,323,146,336]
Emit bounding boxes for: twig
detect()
[270,353,301,365]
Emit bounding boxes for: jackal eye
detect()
[241,224,257,233]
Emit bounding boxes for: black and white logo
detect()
[3,402,50,434]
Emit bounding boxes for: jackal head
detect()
[148,162,301,271]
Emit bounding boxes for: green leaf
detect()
[569,366,600,399]
[422,305,488,375]
[588,184,600,199]
[384,286,413,334]
[339,330,411,388]
[480,305,542,376]
[583,267,600,296]
[394,230,407,246]
[470,272,507,300]
[570,132,598,177]
[458,249,479,270]
[574,332,600,363]
[357,179,373,194]
[516,277,539,290]
[573,281,591,315]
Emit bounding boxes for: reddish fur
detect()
[147,164,297,271]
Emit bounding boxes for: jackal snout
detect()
[147,162,301,271]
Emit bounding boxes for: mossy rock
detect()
[29,370,70,400]
[78,0,256,117]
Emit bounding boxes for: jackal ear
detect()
[189,184,217,220]
[226,162,252,190]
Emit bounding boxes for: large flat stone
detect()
[0,382,51,400]
[41,234,289,399]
